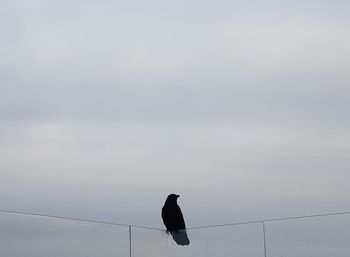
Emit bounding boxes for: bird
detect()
[161,194,190,246]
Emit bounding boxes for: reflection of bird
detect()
[161,194,190,246]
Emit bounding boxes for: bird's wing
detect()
[175,205,186,229]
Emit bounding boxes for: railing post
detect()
[129,225,132,257]
[262,221,267,257]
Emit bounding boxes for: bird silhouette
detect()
[161,194,190,245]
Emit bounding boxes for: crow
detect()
[161,194,190,245]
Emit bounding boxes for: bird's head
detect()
[167,194,180,201]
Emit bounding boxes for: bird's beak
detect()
[176,194,180,198]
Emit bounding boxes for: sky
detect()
[1,0,350,251]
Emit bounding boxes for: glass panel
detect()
[0,212,129,257]
[172,223,264,257]
[131,227,169,257]
[266,215,350,257]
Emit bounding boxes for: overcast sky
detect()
[1,0,350,242]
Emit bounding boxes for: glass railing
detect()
[1,210,350,257]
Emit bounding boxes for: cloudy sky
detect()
[1,0,350,238]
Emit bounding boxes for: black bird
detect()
[161,194,190,246]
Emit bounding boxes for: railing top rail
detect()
[2,208,350,231]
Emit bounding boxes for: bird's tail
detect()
[172,229,190,246]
